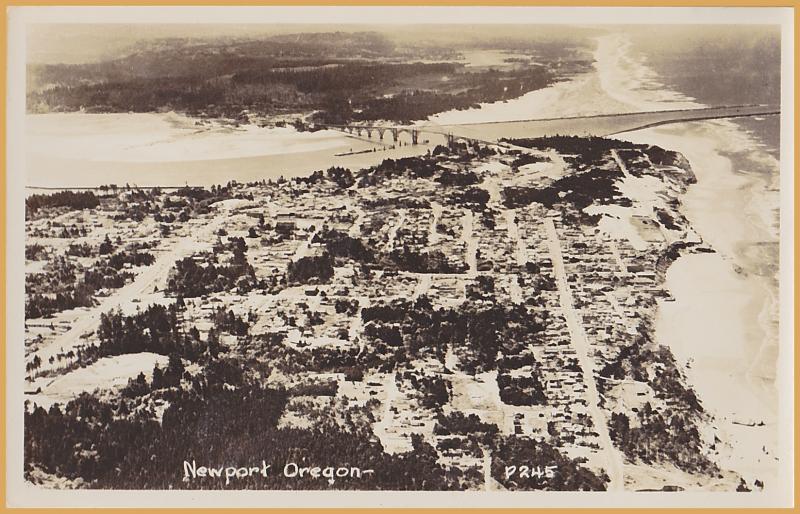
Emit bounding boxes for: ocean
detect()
[625,25,781,153]
[614,25,784,489]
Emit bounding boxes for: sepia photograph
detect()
[4,5,795,509]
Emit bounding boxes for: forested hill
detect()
[28,32,399,89]
[27,31,591,124]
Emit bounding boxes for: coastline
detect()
[617,121,780,489]
[424,31,782,488]
[585,30,781,489]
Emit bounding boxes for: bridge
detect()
[320,124,424,144]
[318,104,779,147]
[317,123,488,147]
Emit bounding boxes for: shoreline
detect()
[585,30,780,489]
[618,121,780,489]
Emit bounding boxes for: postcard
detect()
[5,5,795,509]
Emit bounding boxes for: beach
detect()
[26,112,349,163]
[424,33,699,128]
[601,32,782,489]
[618,120,781,488]
[25,112,445,188]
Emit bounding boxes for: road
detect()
[329,104,779,146]
[482,447,505,491]
[329,105,780,143]
[372,373,408,455]
[544,218,625,491]
[386,211,406,251]
[461,210,478,277]
[330,104,781,146]
[30,211,229,375]
[428,202,443,245]
[610,149,632,179]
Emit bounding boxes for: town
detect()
[23,136,746,492]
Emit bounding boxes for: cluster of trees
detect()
[356,157,441,187]
[360,296,546,374]
[105,250,155,270]
[497,351,538,370]
[363,323,402,347]
[25,290,92,319]
[448,187,491,211]
[326,167,356,189]
[434,411,499,442]
[354,91,477,124]
[334,298,360,316]
[387,245,466,275]
[497,371,547,406]
[504,136,638,164]
[29,224,88,239]
[405,373,450,409]
[287,251,335,285]
[25,383,285,488]
[294,167,355,190]
[210,307,253,337]
[363,197,431,210]
[288,380,339,397]
[449,142,497,160]
[437,436,483,458]
[104,184,235,227]
[98,236,115,255]
[308,65,554,124]
[435,169,481,187]
[94,303,207,361]
[349,67,554,123]
[624,145,687,170]
[599,336,702,413]
[503,166,630,214]
[312,228,375,265]
[259,340,393,377]
[26,243,161,319]
[599,336,716,474]
[608,404,718,476]
[66,243,94,258]
[167,243,257,297]
[465,275,495,301]
[80,265,131,291]
[511,152,550,169]
[26,191,100,218]
[25,252,142,319]
[233,62,454,95]
[25,243,47,261]
[31,77,228,114]
[24,254,90,317]
[25,375,458,489]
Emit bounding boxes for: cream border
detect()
[5,6,795,509]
